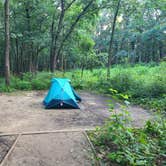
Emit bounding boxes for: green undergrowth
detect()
[88,105,166,166]
[0,62,165,112]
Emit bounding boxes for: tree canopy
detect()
[0,0,165,78]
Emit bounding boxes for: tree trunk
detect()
[159,41,163,60]
[81,65,85,78]
[49,12,56,72]
[107,0,121,79]
[25,2,33,73]
[4,0,10,86]
[50,52,57,72]
[50,0,65,72]
[50,0,94,72]
[15,38,19,74]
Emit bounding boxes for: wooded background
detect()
[0,0,166,77]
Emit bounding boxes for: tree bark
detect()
[107,0,121,79]
[4,0,10,86]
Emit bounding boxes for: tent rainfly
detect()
[43,78,81,109]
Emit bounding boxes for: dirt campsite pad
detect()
[0,136,16,163]
[0,91,152,133]
[0,91,153,166]
[0,91,110,133]
[1,132,95,166]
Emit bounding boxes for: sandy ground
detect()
[0,91,153,166]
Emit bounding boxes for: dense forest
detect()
[0,0,165,78]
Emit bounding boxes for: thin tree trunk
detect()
[107,0,121,79]
[4,0,10,86]
[49,12,56,72]
[81,65,85,78]
[15,38,19,74]
[159,41,163,60]
[25,2,33,73]
[50,0,65,72]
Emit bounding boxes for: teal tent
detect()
[43,78,81,109]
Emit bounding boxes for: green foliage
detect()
[31,79,50,90]
[22,73,34,81]
[95,0,166,65]
[95,63,166,112]
[0,0,166,76]
[109,72,135,92]
[71,79,84,90]
[134,96,166,113]
[14,81,32,90]
[89,106,166,165]
[0,63,165,112]
[0,85,15,92]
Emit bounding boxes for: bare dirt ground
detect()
[0,91,153,166]
[0,91,152,133]
[4,132,94,166]
[0,91,110,134]
[0,136,16,163]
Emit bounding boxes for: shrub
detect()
[31,79,50,90]
[93,78,110,93]
[109,72,134,92]
[71,79,84,89]
[135,96,166,112]
[89,107,166,165]
[22,72,34,81]
[14,80,32,90]
[147,78,166,98]
[0,84,15,92]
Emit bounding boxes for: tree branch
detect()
[54,0,65,45]
[57,0,94,57]
[65,0,77,11]
[107,0,121,78]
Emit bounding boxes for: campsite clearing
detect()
[0,91,152,133]
[0,91,153,166]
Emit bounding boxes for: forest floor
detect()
[0,91,153,166]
